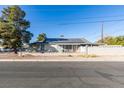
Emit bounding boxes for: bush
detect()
[78,54,98,58]
[68,55,73,57]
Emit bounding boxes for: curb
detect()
[0,59,124,62]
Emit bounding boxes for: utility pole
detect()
[101,22,104,43]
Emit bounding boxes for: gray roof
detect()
[46,38,92,44]
[31,38,94,45]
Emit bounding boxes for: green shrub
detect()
[78,54,98,58]
[68,55,73,57]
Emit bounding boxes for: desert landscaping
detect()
[0,52,123,62]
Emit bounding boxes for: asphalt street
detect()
[0,61,124,88]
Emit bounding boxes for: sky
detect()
[0,5,124,43]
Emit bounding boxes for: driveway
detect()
[0,62,124,87]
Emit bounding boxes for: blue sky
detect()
[0,5,124,42]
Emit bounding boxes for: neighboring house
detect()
[30,38,97,53]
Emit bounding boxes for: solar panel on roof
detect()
[31,38,92,44]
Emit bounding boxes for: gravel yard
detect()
[0,52,124,62]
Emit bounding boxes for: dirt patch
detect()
[0,53,37,59]
[77,54,98,58]
[23,54,36,57]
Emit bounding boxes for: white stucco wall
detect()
[79,46,86,53]
[80,46,124,55]
[43,44,124,55]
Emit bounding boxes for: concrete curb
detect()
[0,59,124,62]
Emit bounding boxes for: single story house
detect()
[30,38,97,53]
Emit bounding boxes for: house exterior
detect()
[30,38,97,53]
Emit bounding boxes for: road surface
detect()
[0,61,124,87]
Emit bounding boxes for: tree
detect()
[96,36,124,46]
[37,33,46,42]
[0,5,33,54]
[21,30,33,44]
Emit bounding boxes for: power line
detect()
[69,14,124,20]
[39,14,124,22]
[105,20,123,30]
[107,28,124,35]
[59,18,124,25]
[24,8,124,19]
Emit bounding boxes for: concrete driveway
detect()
[0,61,124,87]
